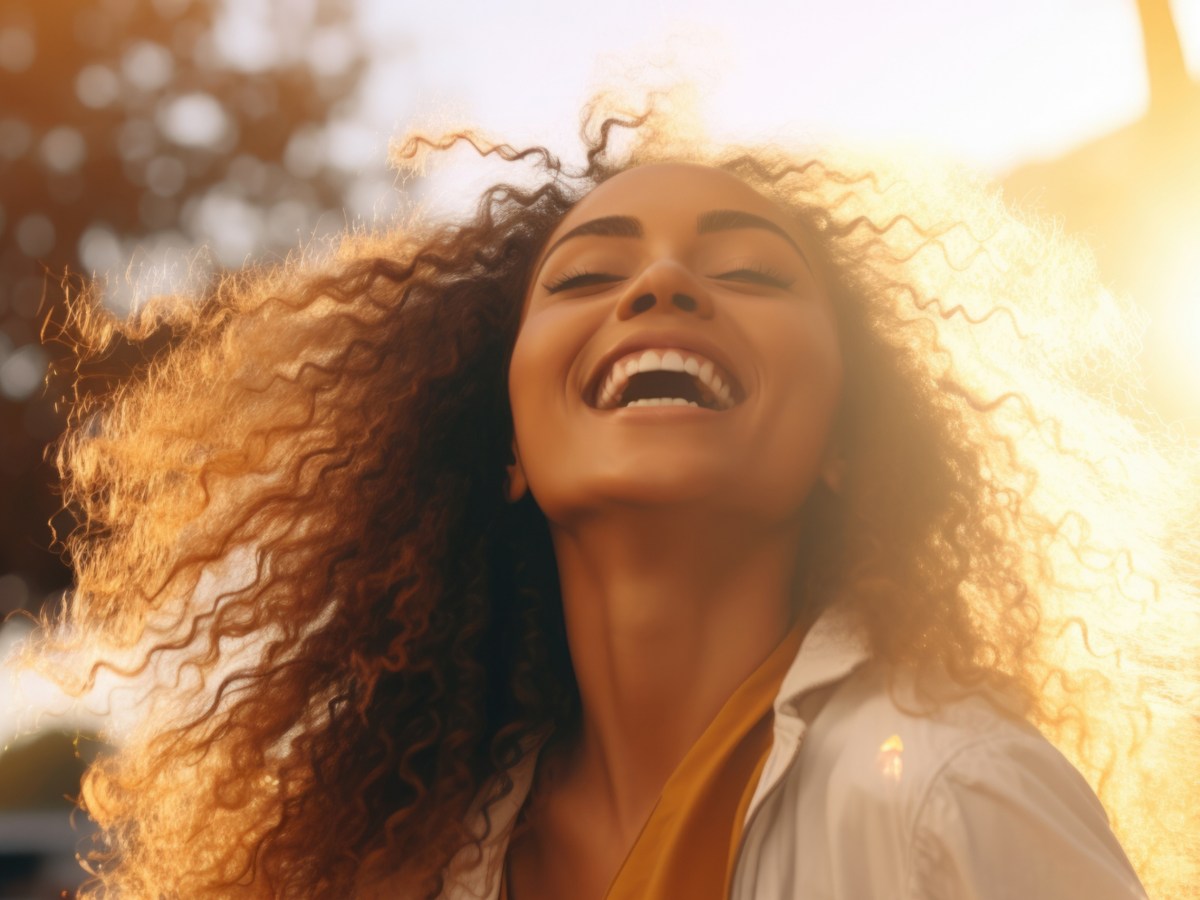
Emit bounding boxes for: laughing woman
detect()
[23,95,1197,899]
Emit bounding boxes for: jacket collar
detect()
[438,599,872,899]
[774,600,872,726]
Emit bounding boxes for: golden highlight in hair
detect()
[18,90,1199,899]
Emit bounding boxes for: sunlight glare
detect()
[1161,257,1200,401]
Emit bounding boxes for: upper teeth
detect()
[595,348,737,410]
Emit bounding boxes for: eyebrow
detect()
[539,209,811,268]
[697,209,806,260]
[541,214,643,261]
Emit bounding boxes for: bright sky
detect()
[352,0,1199,176]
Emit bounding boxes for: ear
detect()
[505,439,529,503]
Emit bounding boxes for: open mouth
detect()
[587,348,743,412]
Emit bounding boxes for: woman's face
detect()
[506,162,843,528]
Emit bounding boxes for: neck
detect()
[544,505,804,841]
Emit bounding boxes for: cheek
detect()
[505,310,606,521]
[506,307,590,444]
[748,305,843,488]
[760,303,843,415]
[507,334,548,457]
[509,313,563,401]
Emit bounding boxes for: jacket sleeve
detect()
[907,733,1148,900]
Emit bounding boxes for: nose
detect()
[615,259,714,321]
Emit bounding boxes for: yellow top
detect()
[501,619,806,900]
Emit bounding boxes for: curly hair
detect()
[20,90,1199,898]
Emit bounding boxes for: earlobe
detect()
[505,442,529,503]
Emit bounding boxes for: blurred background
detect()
[0,0,1196,895]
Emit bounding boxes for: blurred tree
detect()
[0,0,379,615]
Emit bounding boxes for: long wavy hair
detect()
[20,91,1198,898]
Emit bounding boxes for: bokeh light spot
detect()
[284,125,325,178]
[188,188,263,265]
[117,118,158,162]
[15,214,55,258]
[122,40,175,93]
[0,118,33,161]
[103,231,207,317]
[266,199,309,245]
[75,64,121,109]
[0,344,48,402]
[325,119,379,171]
[146,155,187,196]
[346,174,402,224]
[157,91,230,148]
[227,154,266,194]
[212,2,280,72]
[234,82,277,119]
[307,26,355,78]
[0,26,35,73]
[39,126,87,174]
[78,224,123,275]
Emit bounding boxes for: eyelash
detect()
[719,264,796,290]
[543,264,795,294]
[543,267,622,293]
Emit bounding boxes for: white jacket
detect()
[437,603,1148,899]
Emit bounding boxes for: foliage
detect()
[0,0,373,608]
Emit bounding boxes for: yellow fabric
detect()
[501,620,805,900]
[605,619,806,900]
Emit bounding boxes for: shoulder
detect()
[783,662,1146,899]
[795,661,1040,823]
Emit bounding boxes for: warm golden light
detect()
[877,734,904,783]
[1161,261,1200,399]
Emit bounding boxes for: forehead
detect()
[554,162,789,233]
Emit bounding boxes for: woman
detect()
[24,96,1195,898]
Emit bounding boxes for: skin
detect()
[503,162,844,900]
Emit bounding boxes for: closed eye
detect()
[713,266,795,289]
[543,269,625,294]
[543,264,795,294]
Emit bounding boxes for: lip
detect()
[584,329,747,410]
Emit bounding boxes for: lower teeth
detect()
[624,398,700,408]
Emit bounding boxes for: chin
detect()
[595,464,737,506]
